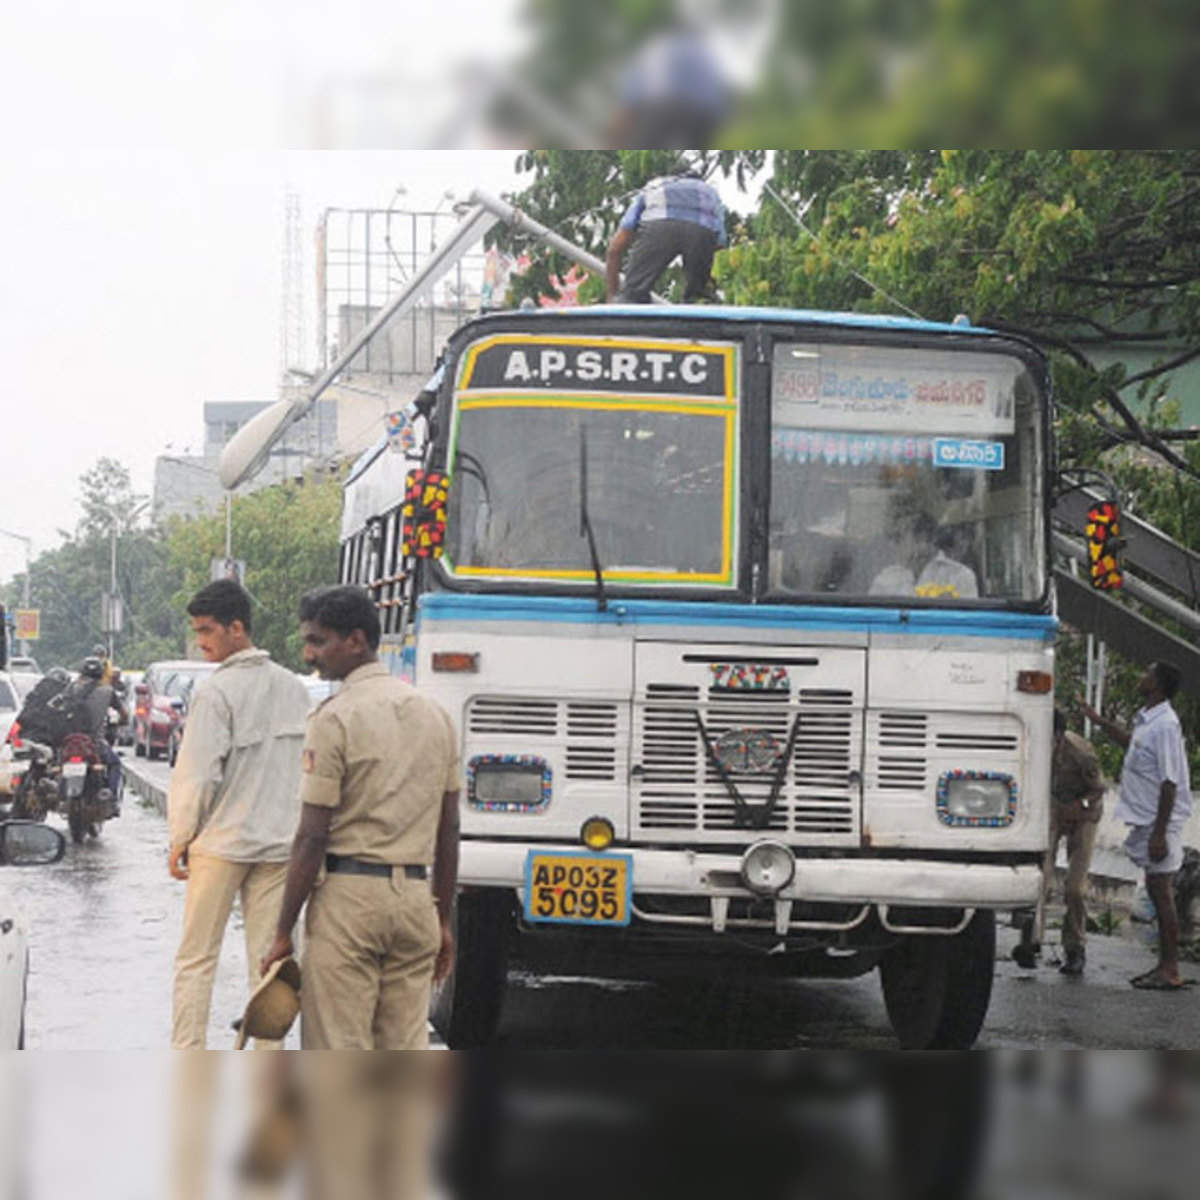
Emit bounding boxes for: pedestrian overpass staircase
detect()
[1052,482,1200,698]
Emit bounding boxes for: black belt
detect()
[325,854,426,879]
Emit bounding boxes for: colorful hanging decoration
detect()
[1085,501,1123,590]
[385,410,416,455]
[401,470,450,559]
[771,428,934,466]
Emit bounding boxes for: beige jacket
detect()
[167,648,310,861]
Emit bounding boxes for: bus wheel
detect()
[929,910,995,1049]
[879,911,995,1049]
[430,889,512,1048]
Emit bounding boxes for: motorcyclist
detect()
[65,656,126,816]
[91,643,116,685]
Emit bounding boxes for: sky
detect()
[0,2,768,589]
[0,0,528,587]
[0,150,531,587]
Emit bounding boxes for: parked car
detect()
[0,673,20,810]
[0,819,67,1048]
[112,669,142,746]
[5,656,41,675]
[0,673,18,746]
[165,673,202,768]
[133,660,217,760]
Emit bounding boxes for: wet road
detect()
[20,752,283,1049]
[14,752,1200,1049]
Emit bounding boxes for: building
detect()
[152,398,340,520]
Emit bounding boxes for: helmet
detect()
[92,644,108,658]
[80,657,105,680]
[47,666,70,684]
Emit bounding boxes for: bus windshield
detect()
[768,340,1044,603]
[446,401,736,586]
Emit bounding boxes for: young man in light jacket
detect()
[167,579,310,1047]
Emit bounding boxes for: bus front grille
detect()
[634,690,857,840]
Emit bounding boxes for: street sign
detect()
[13,608,40,640]
[210,557,246,585]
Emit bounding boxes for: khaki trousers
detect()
[172,852,289,1049]
[1039,806,1101,953]
[300,871,440,1049]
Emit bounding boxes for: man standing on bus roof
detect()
[605,162,727,304]
[1082,660,1193,990]
[261,585,461,1049]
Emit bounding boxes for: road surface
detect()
[13,752,1200,1049]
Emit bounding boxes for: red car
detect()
[133,660,217,760]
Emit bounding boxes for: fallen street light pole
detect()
[220,187,665,491]
[220,202,500,490]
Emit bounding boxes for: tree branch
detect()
[1119,343,1200,389]
[1096,183,1200,241]
[1055,273,1200,290]
[981,318,1200,484]
[1027,312,1190,343]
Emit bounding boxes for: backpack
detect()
[17,676,96,745]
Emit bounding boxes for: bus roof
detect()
[471,303,996,338]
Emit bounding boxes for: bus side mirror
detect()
[1086,501,1124,590]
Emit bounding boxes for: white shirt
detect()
[915,551,979,599]
[1115,700,1193,827]
[167,648,310,861]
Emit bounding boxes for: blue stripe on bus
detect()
[535,304,996,336]
[416,593,1057,641]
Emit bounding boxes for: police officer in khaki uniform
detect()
[261,585,460,1049]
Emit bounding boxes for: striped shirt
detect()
[619,176,727,246]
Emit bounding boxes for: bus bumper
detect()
[460,840,1042,932]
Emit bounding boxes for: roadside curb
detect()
[123,756,166,816]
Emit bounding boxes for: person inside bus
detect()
[915,526,979,599]
[866,522,926,597]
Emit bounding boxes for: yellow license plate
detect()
[524,851,632,926]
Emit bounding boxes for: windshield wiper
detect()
[579,426,608,613]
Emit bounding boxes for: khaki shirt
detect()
[167,649,310,860]
[1052,730,1104,814]
[300,662,459,865]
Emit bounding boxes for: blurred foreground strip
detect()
[3,1051,1197,1198]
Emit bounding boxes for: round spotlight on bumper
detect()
[739,840,795,895]
[580,816,615,851]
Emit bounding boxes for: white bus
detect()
[341,304,1054,1048]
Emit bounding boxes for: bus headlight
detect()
[739,840,795,895]
[937,772,1017,826]
[468,755,551,813]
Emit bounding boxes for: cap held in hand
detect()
[234,956,301,1049]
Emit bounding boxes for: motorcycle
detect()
[7,725,60,823]
[57,732,113,844]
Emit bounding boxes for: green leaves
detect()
[5,464,342,673]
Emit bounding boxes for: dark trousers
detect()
[617,218,719,303]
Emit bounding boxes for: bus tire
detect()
[429,889,512,1048]
[928,910,995,1049]
[880,911,995,1050]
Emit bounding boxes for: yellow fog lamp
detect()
[739,840,795,895]
[580,816,615,851]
